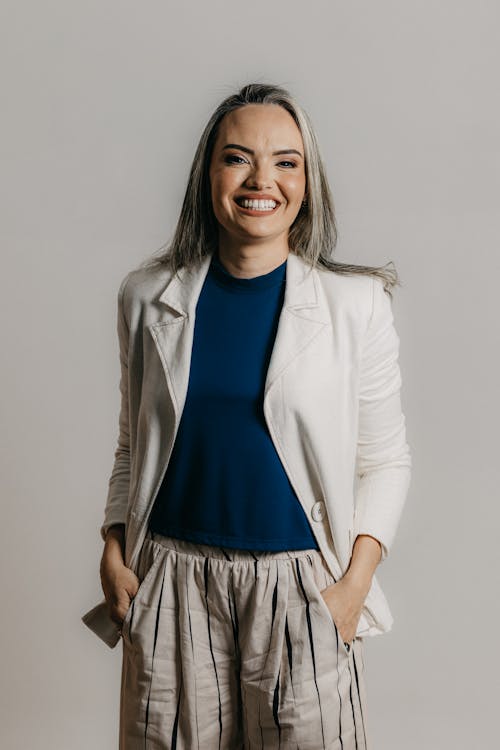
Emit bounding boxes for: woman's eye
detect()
[224,155,297,168]
[225,155,246,164]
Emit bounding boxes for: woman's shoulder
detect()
[117,262,175,308]
[315,264,380,320]
[316,264,376,293]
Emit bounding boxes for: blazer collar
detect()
[157,249,329,324]
[149,250,332,414]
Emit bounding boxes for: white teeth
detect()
[239,199,277,210]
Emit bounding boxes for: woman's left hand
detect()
[320,533,382,644]
[319,575,368,645]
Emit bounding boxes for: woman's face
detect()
[208,104,307,247]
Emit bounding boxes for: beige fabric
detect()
[119,531,370,749]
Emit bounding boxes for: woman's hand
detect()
[320,533,383,644]
[319,576,367,645]
[99,523,139,627]
[100,557,140,627]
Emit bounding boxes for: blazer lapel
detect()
[263,251,331,402]
[147,250,332,429]
[147,252,212,422]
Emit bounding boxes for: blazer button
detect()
[311,501,326,522]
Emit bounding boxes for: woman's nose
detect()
[244,165,273,190]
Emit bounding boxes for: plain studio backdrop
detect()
[1,1,498,748]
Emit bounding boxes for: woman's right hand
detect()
[99,524,140,627]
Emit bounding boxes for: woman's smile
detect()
[233,197,281,216]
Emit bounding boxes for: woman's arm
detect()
[352,276,412,562]
[101,523,126,565]
[321,277,411,642]
[344,533,382,597]
[99,272,133,542]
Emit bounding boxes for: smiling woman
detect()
[82,82,411,750]
[207,103,308,270]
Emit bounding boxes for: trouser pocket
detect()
[304,551,353,655]
[121,536,164,645]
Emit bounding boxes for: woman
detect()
[82,82,412,749]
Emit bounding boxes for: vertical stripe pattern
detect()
[118,531,371,749]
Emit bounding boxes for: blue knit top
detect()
[148,251,319,551]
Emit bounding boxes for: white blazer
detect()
[82,250,412,649]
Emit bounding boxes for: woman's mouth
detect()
[234,198,281,215]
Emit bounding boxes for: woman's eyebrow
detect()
[222,143,303,158]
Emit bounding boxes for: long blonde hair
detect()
[139,82,400,296]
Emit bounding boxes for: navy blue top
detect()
[148,251,319,551]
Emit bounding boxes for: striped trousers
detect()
[119,529,370,749]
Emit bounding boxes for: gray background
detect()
[1,1,498,747]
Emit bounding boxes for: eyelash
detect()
[224,155,297,168]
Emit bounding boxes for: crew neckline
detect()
[209,252,287,293]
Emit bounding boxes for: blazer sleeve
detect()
[353,276,412,562]
[99,272,132,541]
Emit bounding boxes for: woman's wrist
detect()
[101,524,126,569]
[343,534,382,598]
[343,567,372,599]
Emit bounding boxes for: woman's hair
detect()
[139,82,400,295]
